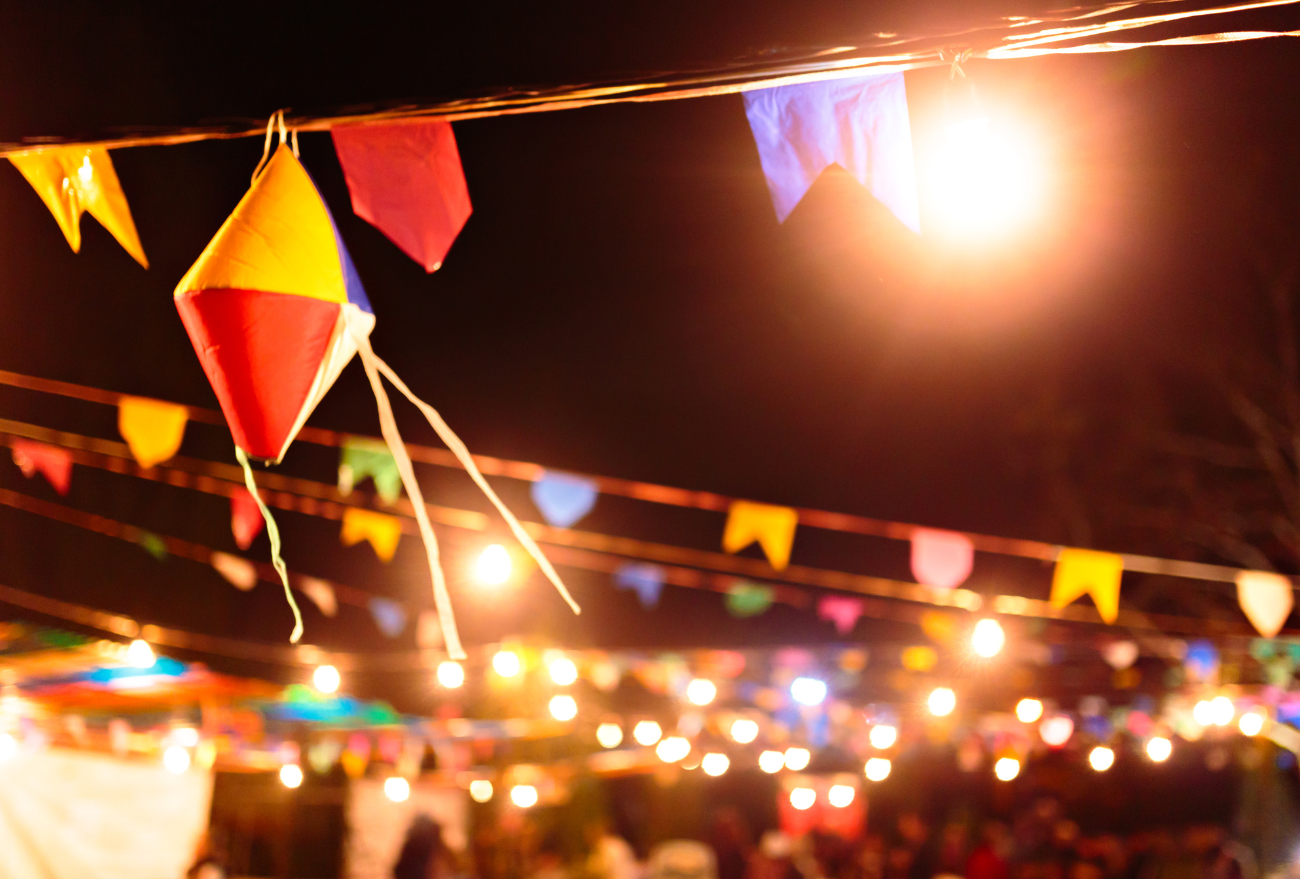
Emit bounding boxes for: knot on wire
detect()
[938,47,974,79]
[250,108,298,182]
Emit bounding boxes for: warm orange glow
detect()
[927,118,1042,239]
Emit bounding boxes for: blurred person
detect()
[967,823,1010,879]
[712,809,754,879]
[586,818,639,879]
[395,814,455,879]
[533,833,570,879]
[749,831,801,879]
[648,840,718,879]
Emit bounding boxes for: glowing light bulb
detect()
[633,721,662,746]
[1146,736,1172,762]
[790,787,816,810]
[1193,700,1214,726]
[865,757,891,781]
[828,784,855,807]
[994,757,1020,781]
[971,619,1005,658]
[686,678,717,706]
[1240,710,1266,737]
[493,650,521,678]
[1039,714,1073,747]
[437,661,465,689]
[869,725,897,750]
[470,780,494,802]
[313,664,340,694]
[731,718,759,744]
[930,117,1041,238]
[656,736,690,763]
[1209,696,1234,727]
[385,777,411,802]
[1089,746,1115,772]
[783,747,810,771]
[701,753,730,776]
[280,764,304,788]
[164,745,191,774]
[548,657,578,686]
[928,687,956,717]
[476,544,512,585]
[597,723,624,748]
[511,784,538,807]
[1015,699,1043,723]
[791,677,827,706]
[549,695,578,722]
[0,733,16,762]
[127,639,156,669]
[759,750,785,773]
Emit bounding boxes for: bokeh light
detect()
[790,787,816,810]
[384,777,411,802]
[633,721,662,746]
[869,724,898,749]
[865,757,892,781]
[597,723,624,748]
[1015,699,1043,723]
[280,764,303,788]
[492,650,521,678]
[791,677,828,706]
[994,757,1020,781]
[971,619,1005,657]
[731,718,759,744]
[436,661,465,689]
[1089,746,1115,772]
[701,752,730,776]
[828,784,855,807]
[313,664,340,694]
[783,747,811,771]
[470,780,494,802]
[476,544,512,585]
[1146,737,1172,762]
[686,678,717,706]
[511,784,538,807]
[928,687,956,717]
[759,750,785,773]
[549,695,578,721]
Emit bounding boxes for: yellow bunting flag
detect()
[1050,548,1124,623]
[10,147,148,267]
[1236,570,1294,638]
[118,397,188,468]
[722,500,798,570]
[340,507,402,562]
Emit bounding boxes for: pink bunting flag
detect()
[230,487,264,550]
[331,119,472,272]
[11,439,72,495]
[818,595,866,634]
[910,528,974,589]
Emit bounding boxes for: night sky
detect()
[1,5,1299,708]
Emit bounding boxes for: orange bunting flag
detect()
[210,551,258,591]
[1050,548,1124,623]
[11,439,72,495]
[10,147,148,267]
[1236,570,1294,638]
[118,397,188,468]
[722,500,798,570]
[299,576,338,618]
[340,507,402,562]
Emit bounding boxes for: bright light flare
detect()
[492,650,521,678]
[791,677,827,706]
[470,780,494,802]
[971,619,1005,658]
[437,661,465,689]
[869,725,898,750]
[164,745,191,774]
[928,687,956,717]
[1240,710,1266,737]
[0,733,16,762]
[511,784,538,807]
[548,657,578,686]
[701,752,730,776]
[783,747,811,771]
[731,718,759,744]
[384,777,411,802]
[928,117,1042,238]
[1015,699,1043,724]
[865,757,891,782]
[828,784,855,807]
[686,678,717,706]
[994,757,1020,781]
[1146,737,1172,762]
[597,723,624,748]
[476,544,512,585]
[1089,746,1115,772]
[313,664,340,694]
[280,764,304,788]
[127,639,156,669]
[633,721,662,746]
[759,750,785,773]
[790,787,816,810]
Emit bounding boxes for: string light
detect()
[384,777,411,802]
[790,788,816,810]
[127,639,156,669]
[828,784,855,807]
[929,115,1042,238]
[0,733,16,762]
[163,745,191,774]
[1240,709,1266,737]
[657,736,691,763]
[791,677,828,706]
[1088,746,1115,772]
[633,721,662,746]
[686,678,717,706]
[783,747,811,771]
[280,764,304,789]
[928,687,956,717]
[731,718,759,744]
[492,650,521,678]
[759,750,785,773]
[1208,696,1234,727]
[549,695,578,722]
[994,757,1020,781]
[313,664,340,694]
[1015,699,1043,723]
[1192,700,1214,726]
[971,619,1005,658]
[1146,736,1172,762]
[869,725,898,749]
[1039,714,1074,747]
[701,753,730,776]
[436,661,465,689]
[476,544,512,585]
[470,780,494,803]
[548,657,578,686]
[597,723,624,748]
[865,757,891,781]
[511,784,538,807]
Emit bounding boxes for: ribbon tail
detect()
[235,446,303,643]
[370,352,581,616]
[352,330,466,659]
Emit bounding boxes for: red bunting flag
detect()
[11,440,72,495]
[230,487,264,550]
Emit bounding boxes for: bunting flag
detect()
[725,581,775,618]
[1101,640,1139,670]
[368,597,407,638]
[337,436,402,504]
[817,595,865,634]
[919,610,958,645]
[118,397,188,469]
[210,551,258,591]
[530,470,599,528]
[417,610,444,649]
[722,500,798,570]
[137,531,168,561]
[10,439,72,495]
[229,488,264,550]
[910,529,975,589]
[340,507,402,562]
[299,576,338,618]
[742,72,920,231]
[1049,548,1124,624]
[1236,570,1294,638]
[9,146,149,266]
[901,645,939,671]
[614,562,665,608]
[1184,639,1220,681]
[332,119,473,273]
